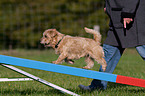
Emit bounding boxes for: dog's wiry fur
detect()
[40,27,107,71]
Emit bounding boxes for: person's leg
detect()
[79,44,125,90]
[136,45,145,60]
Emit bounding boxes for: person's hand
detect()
[123,18,133,28]
[104,7,106,13]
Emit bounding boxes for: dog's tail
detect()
[84,27,101,45]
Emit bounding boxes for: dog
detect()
[40,27,107,71]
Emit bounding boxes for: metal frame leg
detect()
[1,64,80,96]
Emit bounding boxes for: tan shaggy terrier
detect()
[40,27,107,71]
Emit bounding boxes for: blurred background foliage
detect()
[0,0,109,49]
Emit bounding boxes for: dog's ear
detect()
[50,29,58,37]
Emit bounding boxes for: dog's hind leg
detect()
[92,55,107,71]
[88,52,107,71]
[96,58,107,71]
[83,56,94,69]
[52,53,67,64]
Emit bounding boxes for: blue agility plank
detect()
[0,55,117,83]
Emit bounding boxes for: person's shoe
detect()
[78,85,92,91]
[78,84,104,91]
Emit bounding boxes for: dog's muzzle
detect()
[44,43,51,47]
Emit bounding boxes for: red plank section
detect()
[116,75,145,88]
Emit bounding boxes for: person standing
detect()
[79,0,145,90]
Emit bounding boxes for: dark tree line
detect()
[0,0,109,49]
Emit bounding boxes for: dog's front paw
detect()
[52,61,59,64]
[83,66,91,69]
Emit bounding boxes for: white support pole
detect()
[0,78,33,82]
[1,64,80,96]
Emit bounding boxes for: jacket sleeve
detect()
[121,0,140,18]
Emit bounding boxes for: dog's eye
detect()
[45,35,47,38]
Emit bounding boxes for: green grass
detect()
[0,48,145,96]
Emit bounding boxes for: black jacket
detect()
[104,0,145,48]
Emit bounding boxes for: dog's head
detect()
[40,29,58,47]
[40,29,63,48]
